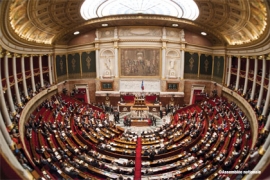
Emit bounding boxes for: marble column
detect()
[243,57,249,95]
[0,56,13,128]
[262,74,270,117]
[250,57,258,101]
[264,114,270,131]
[12,54,22,106]
[235,56,241,90]
[51,55,55,84]
[39,55,44,87]
[48,54,53,85]
[95,48,100,78]
[257,57,266,108]
[114,47,118,78]
[180,49,185,79]
[0,112,15,148]
[226,56,232,86]
[162,47,166,79]
[114,27,119,78]
[4,52,16,115]
[260,115,270,154]
[30,55,36,93]
[21,55,29,99]
[95,29,100,79]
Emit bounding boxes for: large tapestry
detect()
[120,48,160,77]
[68,53,80,79]
[81,51,96,78]
[213,56,224,83]
[184,52,199,79]
[55,54,67,82]
[199,54,213,80]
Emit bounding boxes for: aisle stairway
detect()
[134,137,142,180]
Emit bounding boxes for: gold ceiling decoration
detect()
[6,0,269,46]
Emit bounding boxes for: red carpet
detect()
[134,137,142,180]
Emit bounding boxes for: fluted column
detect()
[250,57,258,101]
[0,112,15,148]
[262,74,270,117]
[95,48,100,78]
[226,55,232,86]
[114,47,118,78]
[21,55,29,99]
[260,115,270,155]
[95,29,100,79]
[264,114,270,131]
[30,55,36,93]
[162,47,166,79]
[257,57,266,108]
[12,53,22,106]
[180,49,185,79]
[51,54,55,84]
[39,55,44,87]
[114,27,119,78]
[235,56,241,90]
[48,54,53,85]
[243,57,249,95]
[0,55,13,128]
[4,52,16,115]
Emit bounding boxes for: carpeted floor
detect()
[134,137,142,180]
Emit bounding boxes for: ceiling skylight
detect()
[81,0,199,21]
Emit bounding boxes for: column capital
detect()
[12,53,19,57]
[3,51,10,56]
[259,146,266,155]
[7,123,15,131]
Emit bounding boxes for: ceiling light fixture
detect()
[74,31,80,35]
[172,24,178,27]
[81,0,199,21]
[201,32,207,36]
[101,23,108,27]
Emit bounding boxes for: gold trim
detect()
[258,115,264,121]
[7,123,14,131]
[9,141,16,151]
[259,146,266,155]
[12,111,17,116]
[18,102,23,107]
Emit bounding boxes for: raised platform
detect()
[119,103,160,113]
[130,120,149,127]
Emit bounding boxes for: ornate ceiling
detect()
[3,0,269,47]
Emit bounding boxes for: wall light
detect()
[201,32,207,36]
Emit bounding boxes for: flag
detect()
[141,80,144,90]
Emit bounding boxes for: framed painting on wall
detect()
[120,48,160,77]
[167,82,179,91]
[101,82,113,91]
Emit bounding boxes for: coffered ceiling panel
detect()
[5,0,269,46]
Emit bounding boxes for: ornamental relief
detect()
[118,27,162,37]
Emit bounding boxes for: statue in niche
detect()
[103,57,112,77]
[168,59,176,78]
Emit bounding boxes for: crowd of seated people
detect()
[16,88,260,180]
